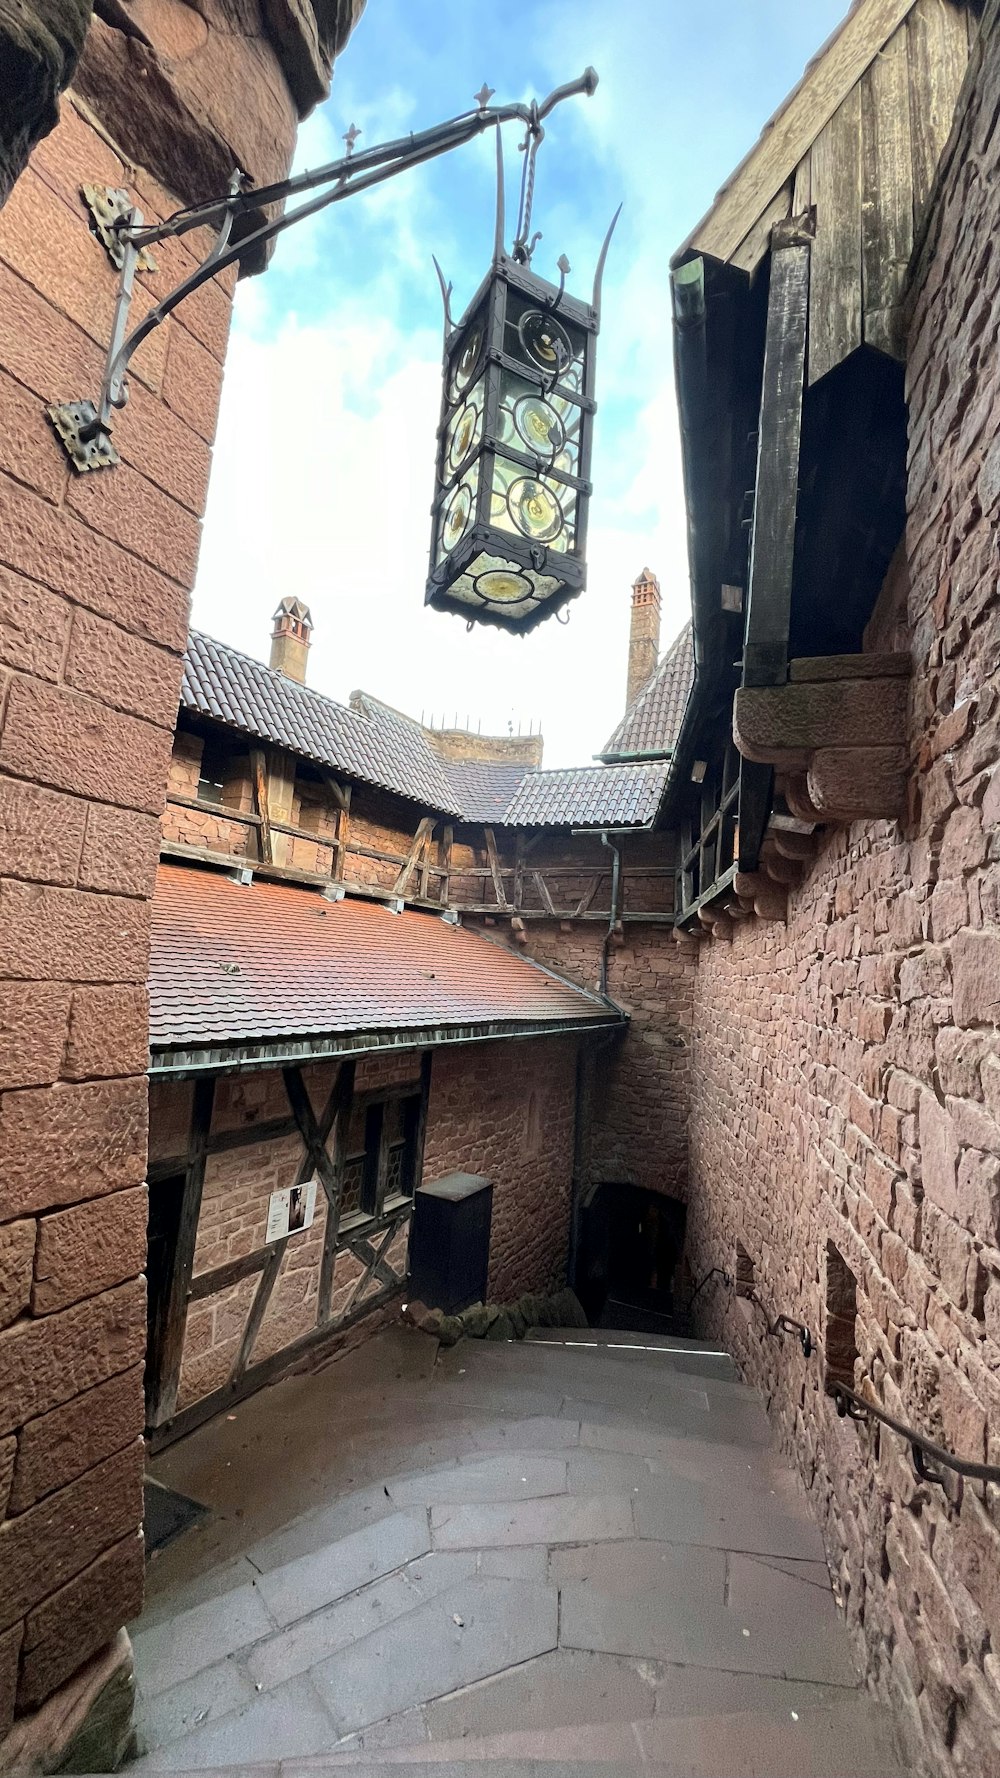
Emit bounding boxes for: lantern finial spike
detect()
[592,202,623,316]
[431,255,454,338]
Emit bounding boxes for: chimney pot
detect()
[270,596,313,683]
[626,568,661,709]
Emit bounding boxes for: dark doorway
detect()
[573,1183,687,1334]
[145,1171,185,1421]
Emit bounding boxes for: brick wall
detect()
[684,23,1000,1775]
[0,96,236,1737]
[422,1035,580,1300]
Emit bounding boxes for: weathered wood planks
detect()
[908,0,972,218]
[810,85,864,383]
[862,23,914,355]
[681,0,917,266]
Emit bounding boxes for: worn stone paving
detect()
[129,1326,904,1775]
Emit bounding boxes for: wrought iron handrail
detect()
[689,1269,1000,1491]
[827,1381,1000,1487]
[685,1266,732,1315]
[745,1287,813,1357]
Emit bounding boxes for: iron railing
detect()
[689,1268,1000,1491]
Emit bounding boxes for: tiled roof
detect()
[600,623,694,761]
[180,633,668,831]
[182,634,462,817]
[149,864,618,1054]
[503,762,669,829]
[444,761,530,823]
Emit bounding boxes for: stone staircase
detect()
[131,1325,904,1778]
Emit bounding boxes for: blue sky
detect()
[194,0,846,765]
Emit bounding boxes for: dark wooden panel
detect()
[318,1060,356,1323]
[743,233,811,686]
[908,0,971,220]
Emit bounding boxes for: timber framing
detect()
[145,1055,431,1448]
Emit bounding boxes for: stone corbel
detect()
[734,653,910,826]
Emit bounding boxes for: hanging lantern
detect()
[426,126,618,634]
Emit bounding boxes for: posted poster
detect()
[266,1177,318,1242]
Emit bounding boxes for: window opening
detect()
[825,1241,859,1390]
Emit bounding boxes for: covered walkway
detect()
[130,1325,903,1775]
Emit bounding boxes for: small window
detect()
[339,1091,423,1224]
[735,1240,755,1298]
[197,738,247,809]
[825,1242,859,1389]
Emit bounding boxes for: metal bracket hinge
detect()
[81,185,157,272]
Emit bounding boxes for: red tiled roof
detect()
[600,623,694,761]
[149,865,618,1056]
[504,761,668,829]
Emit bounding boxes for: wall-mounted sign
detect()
[266,1178,318,1242]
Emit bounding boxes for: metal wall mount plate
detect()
[81,184,157,272]
[47,400,119,471]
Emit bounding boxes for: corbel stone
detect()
[734,653,910,827]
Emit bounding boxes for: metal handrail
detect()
[827,1380,1000,1487]
[691,1270,1000,1491]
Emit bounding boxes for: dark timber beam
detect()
[148,1075,216,1428]
[738,219,811,872]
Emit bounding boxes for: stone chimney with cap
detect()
[270,597,313,683]
[626,568,661,709]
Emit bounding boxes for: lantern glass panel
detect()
[445,550,563,621]
[490,455,577,552]
[447,305,487,407]
[503,289,585,394]
[497,370,582,478]
[436,460,480,563]
[441,379,485,483]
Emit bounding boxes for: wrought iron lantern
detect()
[426,116,618,634]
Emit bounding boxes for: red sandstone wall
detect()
[422,1036,580,1300]
[0,98,236,1735]
[685,28,1000,1776]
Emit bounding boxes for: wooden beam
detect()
[231,1243,287,1383]
[809,83,862,383]
[531,870,556,917]
[165,794,261,826]
[743,227,810,687]
[512,831,526,912]
[484,827,508,909]
[394,817,435,896]
[318,1060,355,1323]
[737,760,775,874]
[189,1249,268,1301]
[574,875,604,918]
[333,784,351,883]
[440,825,453,906]
[148,1075,216,1428]
[681,0,916,267]
[250,748,273,865]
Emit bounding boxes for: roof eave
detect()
[148,1011,628,1077]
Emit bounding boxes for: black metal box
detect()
[408,1172,494,1314]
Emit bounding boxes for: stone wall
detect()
[422,1035,580,1301]
[685,21,1000,1775]
[0,95,234,1745]
[0,0,361,1742]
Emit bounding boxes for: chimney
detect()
[270,597,313,683]
[626,567,661,708]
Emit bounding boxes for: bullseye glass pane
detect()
[436,461,480,563]
[490,457,576,551]
[443,550,563,619]
[442,382,484,482]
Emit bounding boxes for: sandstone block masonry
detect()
[685,22,1000,1777]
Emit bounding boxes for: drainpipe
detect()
[599,830,622,999]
